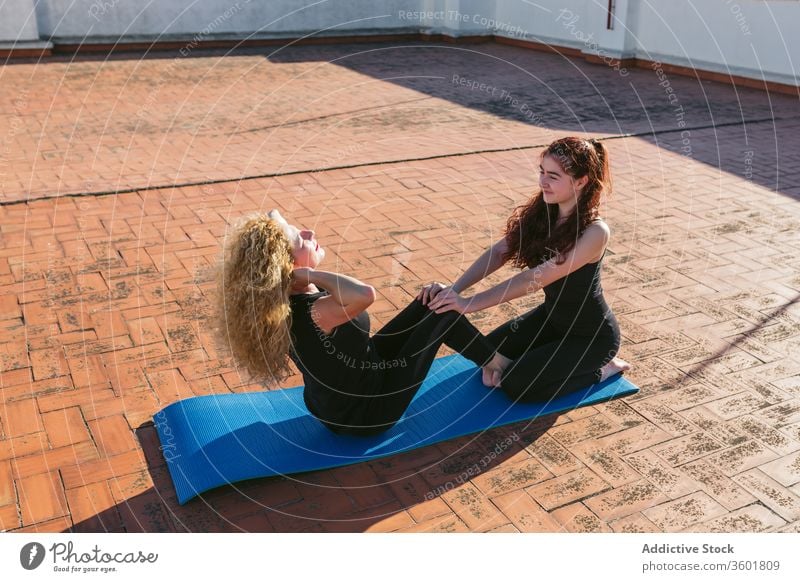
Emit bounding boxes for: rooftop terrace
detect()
[1,40,800,532]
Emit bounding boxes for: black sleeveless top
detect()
[288,289,380,427]
[542,249,618,336]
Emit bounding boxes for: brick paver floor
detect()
[1,41,800,532]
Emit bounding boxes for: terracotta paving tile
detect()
[106,362,149,394]
[1,398,45,438]
[524,433,583,476]
[395,512,469,533]
[330,463,396,510]
[87,415,138,456]
[16,471,68,526]
[608,512,663,533]
[13,515,73,533]
[440,483,509,531]
[485,523,520,532]
[380,470,432,508]
[0,460,14,507]
[29,349,69,381]
[116,491,176,533]
[569,444,641,488]
[549,412,623,448]
[0,503,20,531]
[65,481,122,532]
[679,406,750,447]
[775,520,800,533]
[12,441,100,480]
[781,421,800,443]
[759,450,800,487]
[650,432,726,466]
[623,450,700,499]
[364,510,416,532]
[525,468,611,511]
[703,391,774,420]
[681,459,758,511]
[736,374,792,404]
[235,510,279,533]
[80,390,159,427]
[36,384,116,414]
[407,498,452,524]
[41,407,91,448]
[66,354,110,388]
[108,470,153,502]
[756,400,800,426]
[704,439,780,477]
[629,401,698,437]
[60,450,147,490]
[551,502,612,532]
[0,367,32,394]
[488,489,563,533]
[683,503,787,533]
[729,415,800,456]
[733,470,800,522]
[584,480,670,522]
[470,457,553,497]
[0,432,48,462]
[644,383,727,412]
[641,492,729,532]
[598,399,647,429]
[577,422,674,457]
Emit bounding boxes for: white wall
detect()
[630,1,798,86]
[33,0,425,41]
[0,0,42,44]
[493,0,592,49]
[1,0,797,87]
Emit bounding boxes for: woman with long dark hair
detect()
[422,136,631,402]
[214,210,508,437]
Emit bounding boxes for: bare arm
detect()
[430,222,610,314]
[451,237,509,293]
[294,268,376,334]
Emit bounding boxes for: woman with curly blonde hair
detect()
[215,209,506,437]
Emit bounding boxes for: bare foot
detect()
[482,352,513,388]
[599,357,632,382]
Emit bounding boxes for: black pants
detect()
[486,304,621,404]
[336,298,496,436]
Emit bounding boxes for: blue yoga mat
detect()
[154,354,639,504]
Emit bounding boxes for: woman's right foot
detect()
[482,352,513,387]
[599,357,632,382]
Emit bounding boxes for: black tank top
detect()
[542,249,618,336]
[288,290,380,427]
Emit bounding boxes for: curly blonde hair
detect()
[212,214,294,385]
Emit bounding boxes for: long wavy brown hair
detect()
[212,214,294,385]
[503,136,612,267]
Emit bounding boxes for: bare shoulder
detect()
[583,218,611,247]
[582,218,610,262]
[589,218,611,237]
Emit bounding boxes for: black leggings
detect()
[486,304,621,404]
[341,298,496,435]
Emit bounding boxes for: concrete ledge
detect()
[2,30,797,96]
[495,36,799,96]
[0,40,53,59]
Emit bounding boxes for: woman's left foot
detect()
[599,357,631,382]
